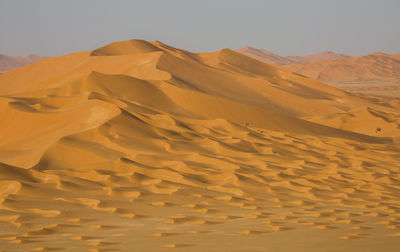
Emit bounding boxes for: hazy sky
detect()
[1,0,399,57]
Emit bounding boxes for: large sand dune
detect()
[1,39,400,251]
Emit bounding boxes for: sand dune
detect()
[280,52,400,84]
[287,50,350,63]
[1,39,400,251]
[237,47,400,97]
[236,46,349,65]
[235,47,298,65]
[0,54,44,73]
[280,53,400,97]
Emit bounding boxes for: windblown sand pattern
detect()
[1,40,400,251]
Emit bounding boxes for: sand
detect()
[280,52,400,83]
[236,47,400,98]
[1,39,400,251]
[235,47,349,65]
[0,54,44,74]
[278,53,400,98]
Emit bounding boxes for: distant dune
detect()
[237,47,400,97]
[287,50,351,63]
[1,39,400,251]
[0,54,45,73]
[235,46,298,65]
[280,52,400,94]
[236,46,349,65]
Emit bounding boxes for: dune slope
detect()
[1,39,400,251]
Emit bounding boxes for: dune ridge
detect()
[1,39,400,251]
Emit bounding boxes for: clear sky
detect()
[1,0,399,57]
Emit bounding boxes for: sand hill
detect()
[1,39,400,251]
[0,54,44,73]
[235,47,298,65]
[236,46,349,65]
[280,53,400,97]
[236,47,400,97]
[287,50,350,64]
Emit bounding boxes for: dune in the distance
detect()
[280,52,400,84]
[1,39,400,251]
[0,54,45,73]
[280,52,400,97]
[235,46,350,65]
[237,47,400,97]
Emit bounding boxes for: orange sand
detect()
[0,40,400,251]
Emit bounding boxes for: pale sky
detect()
[1,0,399,57]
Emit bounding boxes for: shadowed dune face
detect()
[1,39,400,251]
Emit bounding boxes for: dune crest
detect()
[90,39,162,56]
[1,39,400,251]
